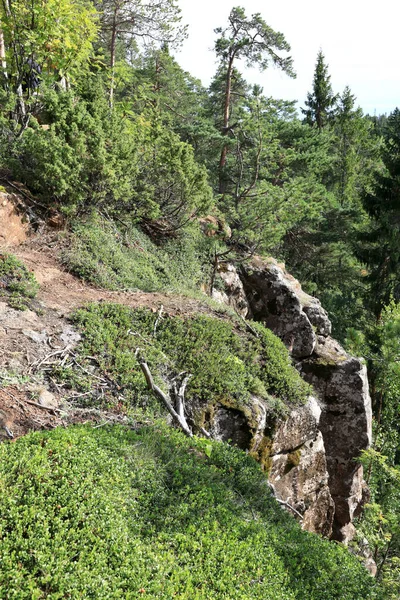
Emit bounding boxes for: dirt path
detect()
[14,239,216,318]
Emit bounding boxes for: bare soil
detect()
[0,192,29,247]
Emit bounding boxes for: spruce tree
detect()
[302,50,338,129]
[359,108,400,314]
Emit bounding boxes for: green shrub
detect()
[0,253,39,309]
[0,425,382,599]
[62,216,215,293]
[5,80,212,224]
[70,304,311,412]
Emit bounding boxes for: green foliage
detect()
[349,301,400,597]
[70,304,311,412]
[0,253,39,309]
[214,7,295,76]
[95,0,187,63]
[0,424,381,599]
[133,121,213,227]
[6,80,144,215]
[220,95,333,250]
[62,216,214,293]
[359,108,400,314]
[4,79,212,224]
[332,87,381,207]
[280,89,381,342]
[302,50,338,129]
[0,0,97,134]
[0,0,97,81]
[357,449,400,597]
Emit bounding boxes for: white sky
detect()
[174,0,400,115]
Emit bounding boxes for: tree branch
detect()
[139,361,193,437]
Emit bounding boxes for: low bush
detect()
[0,253,39,309]
[70,304,311,413]
[62,216,215,294]
[0,425,382,599]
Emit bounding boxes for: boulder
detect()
[268,397,334,537]
[239,257,331,358]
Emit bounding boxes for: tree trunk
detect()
[0,5,9,86]
[0,26,6,72]
[109,8,118,107]
[218,56,234,194]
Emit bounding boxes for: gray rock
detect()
[235,256,371,543]
[268,397,334,537]
[216,263,250,317]
[211,289,230,305]
[210,405,252,449]
[0,305,38,329]
[60,327,81,346]
[22,329,48,344]
[300,345,372,542]
[239,258,332,357]
[38,388,59,409]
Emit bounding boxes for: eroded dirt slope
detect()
[0,195,222,440]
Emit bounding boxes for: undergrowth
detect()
[0,424,381,599]
[0,253,39,310]
[61,216,217,294]
[66,304,310,417]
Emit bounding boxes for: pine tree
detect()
[333,86,381,207]
[302,50,338,129]
[213,6,295,192]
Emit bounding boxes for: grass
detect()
[61,215,217,295]
[0,253,39,310]
[0,424,382,599]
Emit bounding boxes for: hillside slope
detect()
[0,194,381,597]
[0,424,381,600]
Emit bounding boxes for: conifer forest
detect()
[0,2,399,598]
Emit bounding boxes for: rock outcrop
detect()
[212,263,249,317]
[300,338,372,541]
[268,397,335,536]
[239,257,331,357]
[212,257,372,543]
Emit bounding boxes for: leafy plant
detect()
[69,304,311,417]
[62,216,215,293]
[0,253,39,309]
[0,424,382,599]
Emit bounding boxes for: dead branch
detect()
[23,399,61,414]
[238,314,259,338]
[275,498,304,520]
[200,427,211,439]
[153,305,164,338]
[139,361,193,438]
[128,329,154,346]
[0,177,48,210]
[267,481,303,520]
[30,345,72,372]
[172,373,192,424]
[93,419,113,429]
